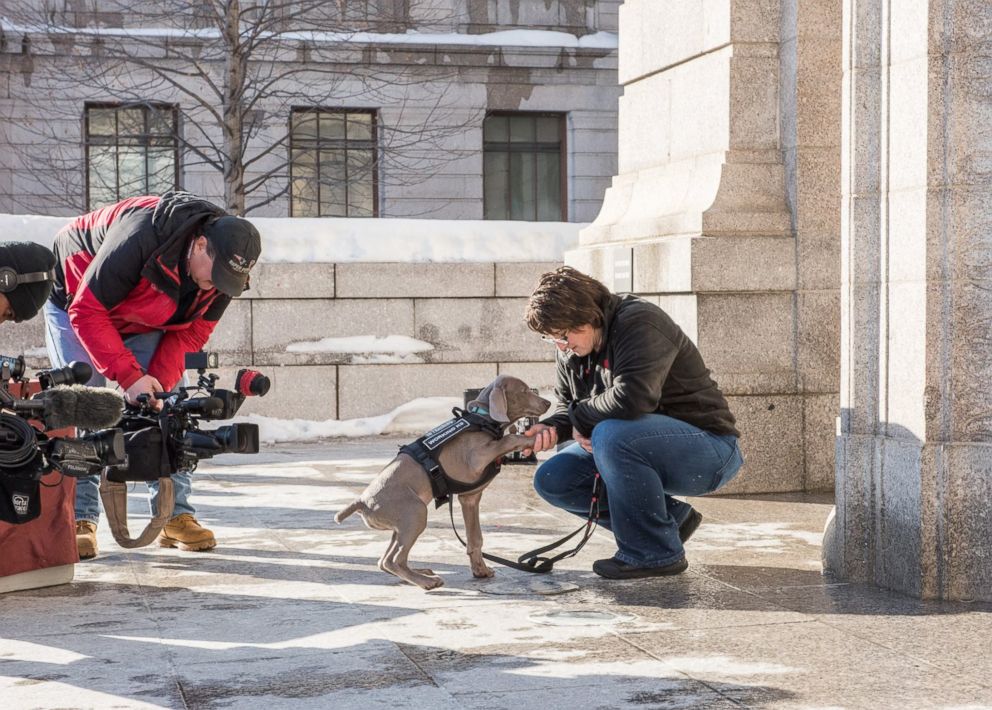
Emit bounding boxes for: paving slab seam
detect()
[688,570,813,609]
[201,479,361,610]
[174,677,192,710]
[614,618,825,637]
[807,616,992,691]
[393,642,464,706]
[611,631,752,708]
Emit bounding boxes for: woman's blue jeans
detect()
[43,301,195,524]
[534,414,743,567]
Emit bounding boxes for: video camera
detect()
[0,355,126,524]
[111,352,268,482]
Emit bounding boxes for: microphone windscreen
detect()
[41,385,124,430]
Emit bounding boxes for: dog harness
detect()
[399,407,504,508]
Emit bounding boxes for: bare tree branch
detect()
[3,0,479,215]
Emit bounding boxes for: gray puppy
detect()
[335,375,550,590]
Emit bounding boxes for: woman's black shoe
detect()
[679,509,703,543]
[592,556,688,579]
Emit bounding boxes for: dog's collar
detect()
[467,404,489,416]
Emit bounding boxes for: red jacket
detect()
[51,192,231,391]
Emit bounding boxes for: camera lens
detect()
[82,428,126,466]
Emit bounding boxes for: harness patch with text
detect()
[422,417,471,451]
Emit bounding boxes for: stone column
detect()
[825,0,992,600]
[568,0,842,493]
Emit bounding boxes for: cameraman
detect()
[44,191,261,560]
[0,241,57,325]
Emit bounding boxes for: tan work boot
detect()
[157,514,216,551]
[76,521,98,560]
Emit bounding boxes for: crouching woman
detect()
[523,267,743,579]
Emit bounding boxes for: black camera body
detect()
[45,430,126,479]
[0,355,127,525]
[111,353,266,482]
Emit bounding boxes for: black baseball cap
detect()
[202,216,261,297]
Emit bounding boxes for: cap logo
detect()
[228,255,256,274]
[12,493,29,516]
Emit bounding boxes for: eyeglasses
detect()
[540,333,569,346]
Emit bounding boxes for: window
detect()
[483,113,565,221]
[85,104,179,210]
[290,109,377,217]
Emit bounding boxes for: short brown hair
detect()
[525,266,612,334]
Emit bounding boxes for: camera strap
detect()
[99,474,175,548]
[99,413,176,548]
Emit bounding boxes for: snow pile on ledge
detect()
[287,335,433,354]
[287,335,434,364]
[238,387,558,444]
[0,214,582,263]
[1,19,617,51]
[236,396,462,443]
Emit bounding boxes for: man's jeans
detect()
[534,414,743,567]
[43,301,195,524]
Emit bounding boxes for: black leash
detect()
[448,472,602,574]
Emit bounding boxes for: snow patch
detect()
[286,335,433,354]
[1,19,617,51]
[662,655,797,676]
[0,640,88,664]
[286,28,620,50]
[236,396,461,443]
[0,213,582,263]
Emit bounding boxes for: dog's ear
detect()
[487,383,510,422]
[467,382,492,414]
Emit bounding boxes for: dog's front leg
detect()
[457,491,494,579]
[469,434,538,472]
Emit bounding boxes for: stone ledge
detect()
[211,365,338,421]
[247,263,335,299]
[337,362,497,419]
[336,263,496,298]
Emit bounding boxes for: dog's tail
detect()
[334,500,363,523]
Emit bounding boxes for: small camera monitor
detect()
[184,351,219,370]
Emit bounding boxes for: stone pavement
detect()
[2,436,991,709]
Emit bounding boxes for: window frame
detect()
[83,102,180,211]
[482,111,567,222]
[288,107,379,218]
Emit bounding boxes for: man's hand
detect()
[574,430,593,454]
[523,422,558,456]
[125,374,164,410]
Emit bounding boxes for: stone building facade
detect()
[0,2,619,447]
[570,1,843,498]
[572,0,992,601]
[8,0,988,601]
[0,1,620,220]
